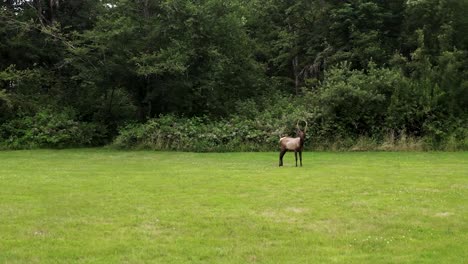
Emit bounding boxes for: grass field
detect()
[0,149,467,263]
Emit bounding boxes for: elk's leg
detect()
[295,151,298,167]
[279,149,287,166]
[299,151,302,167]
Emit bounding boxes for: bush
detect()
[0,108,107,149]
[112,110,311,152]
[112,76,467,151]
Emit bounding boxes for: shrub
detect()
[0,108,107,149]
[112,111,311,152]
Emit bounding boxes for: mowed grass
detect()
[0,150,467,263]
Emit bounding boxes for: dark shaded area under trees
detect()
[0,0,467,150]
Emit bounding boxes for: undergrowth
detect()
[112,115,467,152]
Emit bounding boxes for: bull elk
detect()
[279,120,308,167]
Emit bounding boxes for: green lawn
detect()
[0,149,467,263]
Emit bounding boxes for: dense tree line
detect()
[0,0,467,150]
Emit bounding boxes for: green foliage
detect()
[0,109,106,149]
[0,0,467,150]
[0,89,12,117]
[113,95,309,152]
[113,60,467,151]
[308,62,391,137]
[114,115,271,152]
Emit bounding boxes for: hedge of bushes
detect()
[0,109,106,149]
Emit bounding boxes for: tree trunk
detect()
[143,0,149,19]
[48,0,55,24]
[5,0,14,9]
[292,55,299,95]
[107,86,116,119]
[33,0,43,24]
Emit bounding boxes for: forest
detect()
[1,0,467,151]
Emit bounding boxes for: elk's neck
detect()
[299,135,305,146]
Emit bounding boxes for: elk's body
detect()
[279,121,307,167]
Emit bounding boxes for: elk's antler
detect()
[296,119,308,133]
